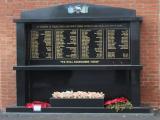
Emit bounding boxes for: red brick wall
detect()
[0,0,159,110]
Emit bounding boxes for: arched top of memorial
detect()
[21,3,137,19]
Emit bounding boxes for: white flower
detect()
[52,90,105,99]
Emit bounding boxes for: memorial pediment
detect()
[20,3,137,20]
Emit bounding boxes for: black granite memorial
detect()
[7,3,150,113]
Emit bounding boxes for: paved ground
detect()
[0,112,160,120]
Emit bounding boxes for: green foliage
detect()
[105,99,133,112]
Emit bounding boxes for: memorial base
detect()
[6,107,151,113]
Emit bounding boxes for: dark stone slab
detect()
[49,98,104,107]
[6,107,151,113]
[13,65,143,70]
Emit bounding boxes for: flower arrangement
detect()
[25,101,51,109]
[104,97,133,112]
[52,90,104,99]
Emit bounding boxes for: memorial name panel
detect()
[80,29,104,59]
[29,23,130,64]
[30,30,52,59]
[107,28,130,59]
[55,29,78,59]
